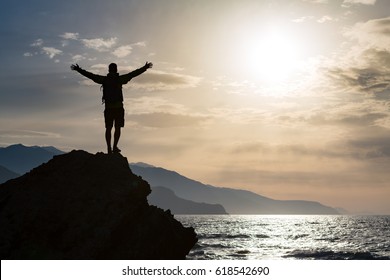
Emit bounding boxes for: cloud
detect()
[78,79,96,86]
[129,112,209,128]
[317,15,334,23]
[59,32,79,40]
[308,108,388,128]
[112,45,133,58]
[292,15,334,24]
[348,134,390,159]
[302,0,328,3]
[351,143,390,161]
[124,96,189,115]
[344,17,390,49]
[130,70,202,91]
[42,47,62,59]
[81,37,117,51]
[323,17,390,96]
[26,33,149,69]
[122,96,209,128]
[91,64,107,70]
[29,38,63,59]
[122,96,210,128]
[112,41,146,58]
[72,54,85,62]
[228,140,351,160]
[0,129,61,139]
[292,16,314,23]
[31,39,43,47]
[133,41,146,47]
[217,125,390,196]
[60,32,80,47]
[325,63,390,95]
[207,106,268,124]
[343,0,376,5]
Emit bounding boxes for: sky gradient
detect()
[1,0,390,214]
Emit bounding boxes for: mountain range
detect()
[0,144,339,214]
[0,144,63,175]
[0,165,19,184]
[130,163,339,214]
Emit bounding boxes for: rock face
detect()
[0,150,197,259]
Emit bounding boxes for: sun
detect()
[240,28,305,83]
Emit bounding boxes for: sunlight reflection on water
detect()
[177,215,390,260]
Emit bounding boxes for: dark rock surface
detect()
[0,150,197,259]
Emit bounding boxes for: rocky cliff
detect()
[0,150,197,259]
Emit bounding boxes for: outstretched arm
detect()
[121,62,153,83]
[70,64,105,84]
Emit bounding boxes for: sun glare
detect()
[240,28,305,83]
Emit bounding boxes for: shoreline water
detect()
[176,215,390,260]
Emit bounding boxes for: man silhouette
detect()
[71,62,153,154]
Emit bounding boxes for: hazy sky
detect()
[1,0,390,214]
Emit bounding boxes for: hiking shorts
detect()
[104,107,125,128]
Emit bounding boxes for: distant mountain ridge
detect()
[0,144,64,174]
[1,144,339,214]
[130,164,339,215]
[148,186,227,214]
[0,165,19,184]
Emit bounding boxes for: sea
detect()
[176,215,390,260]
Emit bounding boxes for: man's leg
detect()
[105,126,112,154]
[112,107,124,153]
[104,108,114,154]
[113,126,121,152]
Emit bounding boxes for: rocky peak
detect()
[0,150,197,259]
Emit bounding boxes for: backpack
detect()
[101,73,123,104]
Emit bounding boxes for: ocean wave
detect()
[225,234,250,239]
[283,249,390,260]
[228,250,251,258]
[200,233,272,239]
[315,237,340,242]
[200,233,251,239]
[236,249,251,254]
[256,234,270,239]
[289,234,309,240]
[188,250,205,256]
[202,243,230,249]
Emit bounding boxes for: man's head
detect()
[108,63,118,73]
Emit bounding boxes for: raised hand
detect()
[70,64,81,71]
[145,62,153,69]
